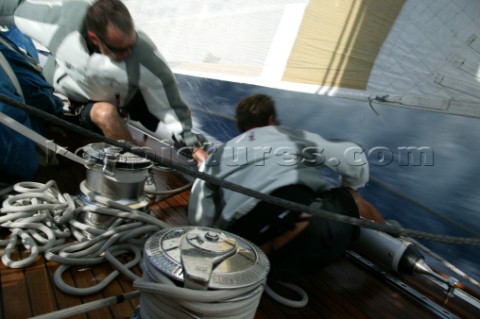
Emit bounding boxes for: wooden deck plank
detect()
[317,258,437,319]
[24,257,58,317]
[301,278,365,319]
[397,272,480,319]
[0,249,32,319]
[323,268,398,317]
[45,261,88,319]
[66,265,113,319]
[113,257,141,313]
[90,262,136,319]
[255,296,289,319]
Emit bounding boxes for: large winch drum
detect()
[143,226,270,290]
[77,143,153,232]
[80,142,152,203]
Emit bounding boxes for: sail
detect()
[125,0,480,285]
[125,0,480,117]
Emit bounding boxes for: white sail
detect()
[125,0,480,117]
[125,0,480,285]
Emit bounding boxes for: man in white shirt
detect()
[0,0,208,164]
[188,93,384,280]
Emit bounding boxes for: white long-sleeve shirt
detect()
[0,0,198,145]
[188,125,369,227]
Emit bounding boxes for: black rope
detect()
[1,93,479,246]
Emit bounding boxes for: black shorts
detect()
[226,185,360,281]
[70,91,160,134]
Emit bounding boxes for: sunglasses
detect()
[96,31,138,54]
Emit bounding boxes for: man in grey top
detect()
[188,93,384,280]
[0,0,208,164]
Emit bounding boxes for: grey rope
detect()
[0,180,168,296]
[28,291,140,319]
[0,94,479,246]
[135,261,265,319]
[0,181,71,268]
[367,95,389,116]
[264,281,308,308]
[1,180,267,317]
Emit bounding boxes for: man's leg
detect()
[264,188,361,281]
[89,102,136,143]
[346,188,385,223]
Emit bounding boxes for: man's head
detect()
[235,94,278,132]
[86,0,137,61]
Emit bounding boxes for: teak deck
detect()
[1,132,479,319]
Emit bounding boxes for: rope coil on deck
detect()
[0,181,72,268]
[1,180,267,318]
[1,93,479,317]
[0,180,167,295]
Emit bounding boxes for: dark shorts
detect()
[226,185,360,281]
[68,101,101,134]
[69,91,160,134]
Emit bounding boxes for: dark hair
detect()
[86,0,134,38]
[236,94,277,132]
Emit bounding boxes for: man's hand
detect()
[192,147,208,166]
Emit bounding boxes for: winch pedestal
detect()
[77,142,153,230]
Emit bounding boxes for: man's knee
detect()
[90,102,119,126]
[345,188,384,223]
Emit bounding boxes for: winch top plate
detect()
[144,226,270,290]
[81,142,152,170]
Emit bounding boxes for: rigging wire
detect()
[367,95,384,116]
[0,93,479,246]
[1,95,479,315]
[370,176,479,237]
[408,237,480,290]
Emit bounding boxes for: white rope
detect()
[0,180,165,291]
[2,180,266,318]
[135,259,265,319]
[264,281,308,308]
[45,206,165,296]
[0,181,71,268]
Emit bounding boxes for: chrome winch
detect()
[78,142,152,229]
[135,226,270,318]
[143,226,270,290]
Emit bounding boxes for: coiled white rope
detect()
[0,181,72,268]
[0,180,301,311]
[2,180,267,319]
[0,180,166,295]
[45,197,168,296]
[1,180,269,318]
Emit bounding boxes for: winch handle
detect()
[102,146,122,176]
[180,229,238,290]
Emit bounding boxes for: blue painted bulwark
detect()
[177,73,480,283]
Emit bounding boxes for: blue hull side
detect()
[177,73,480,281]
